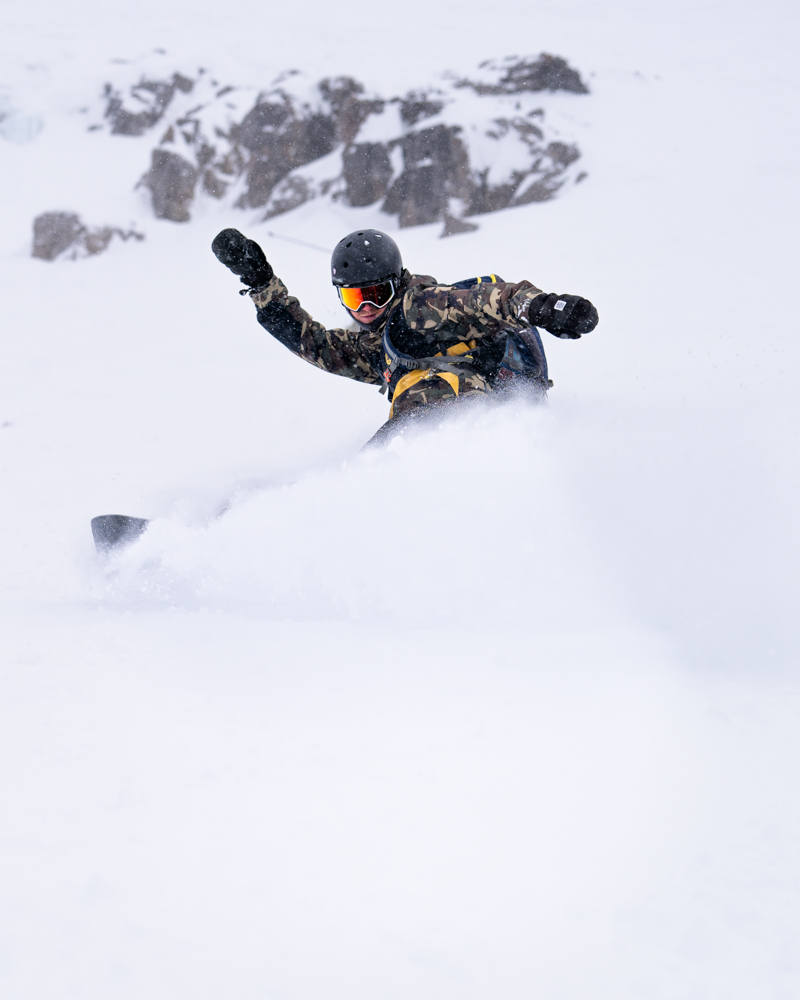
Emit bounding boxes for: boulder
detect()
[319,77,383,145]
[383,126,470,227]
[32,213,86,260]
[32,213,144,260]
[103,73,194,136]
[441,213,479,238]
[343,143,393,207]
[141,149,198,222]
[460,55,589,96]
[400,92,445,127]
[236,105,337,208]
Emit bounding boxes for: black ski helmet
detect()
[331,229,402,287]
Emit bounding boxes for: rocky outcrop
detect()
[140,149,199,222]
[236,102,337,209]
[32,213,86,260]
[342,143,393,207]
[94,54,589,232]
[32,212,144,260]
[441,214,479,237]
[383,125,472,228]
[103,73,194,136]
[457,54,590,96]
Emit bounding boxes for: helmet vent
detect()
[343,261,349,268]
[345,241,352,247]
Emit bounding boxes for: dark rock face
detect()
[546,141,582,166]
[441,213,479,237]
[202,169,227,198]
[236,101,291,151]
[233,77,382,209]
[400,92,446,127]
[96,55,589,233]
[343,143,393,207]
[32,213,86,260]
[460,54,590,96]
[383,126,471,227]
[141,149,199,222]
[104,73,193,136]
[319,77,384,144]
[32,212,143,260]
[240,109,337,208]
[264,176,313,219]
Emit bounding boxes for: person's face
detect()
[347,301,389,324]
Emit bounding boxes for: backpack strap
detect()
[380,275,502,386]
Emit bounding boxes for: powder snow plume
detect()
[1,1,799,998]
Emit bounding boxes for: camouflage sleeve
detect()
[249,275,383,385]
[403,280,546,345]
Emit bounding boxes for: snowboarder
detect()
[211,228,598,431]
[91,228,598,552]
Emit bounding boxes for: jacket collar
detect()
[351,269,435,333]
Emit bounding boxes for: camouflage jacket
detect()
[249,268,546,389]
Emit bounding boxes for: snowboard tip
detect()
[91,514,149,553]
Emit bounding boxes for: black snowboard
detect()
[91,514,149,553]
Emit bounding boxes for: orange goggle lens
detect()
[338,280,395,311]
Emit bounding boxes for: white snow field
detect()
[1,1,799,997]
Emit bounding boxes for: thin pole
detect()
[265,230,331,254]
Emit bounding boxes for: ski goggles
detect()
[337,279,396,312]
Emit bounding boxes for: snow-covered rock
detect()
[31,211,143,260]
[90,55,587,232]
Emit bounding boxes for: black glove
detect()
[528,293,599,339]
[211,228,273,289]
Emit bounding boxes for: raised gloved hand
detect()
[527,293,599,339]
[211,228,273,289]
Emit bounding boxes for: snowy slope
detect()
[1,1,799,998]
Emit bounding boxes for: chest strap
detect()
[387,341,479,417]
